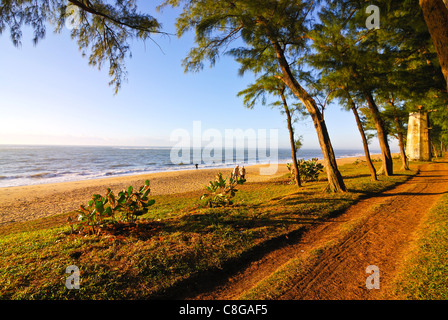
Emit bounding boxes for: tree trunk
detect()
[397,132,409,170]
[431,141,439,159]
[388,97,410,171]
[271,43,346,192]
[349,101,378,181]
[420,0,448,92]
[394,116,410,170]
[281,90,301,187]
[364,91,394,176]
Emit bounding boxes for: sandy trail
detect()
[282,161,448,300]
[179,161,448,300]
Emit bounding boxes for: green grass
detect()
[0,160,417,299]
[390,190,448,300]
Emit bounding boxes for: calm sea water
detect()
[0,145,369,188]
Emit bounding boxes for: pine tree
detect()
[342,87,379,180]
[309,0,446,175]
[307,0,395,176]
[238,73,305,187]
[164,0,347,192]
[380,94,410,170]
[419,0,448,92]
[376,0,447,165]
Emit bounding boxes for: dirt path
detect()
[182,161,448,300]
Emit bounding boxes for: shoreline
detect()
[0,154,384,225]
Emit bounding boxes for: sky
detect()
[0,2,399,152]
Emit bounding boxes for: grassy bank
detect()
[0,160,416,299]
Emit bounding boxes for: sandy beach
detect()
[0,155,384,225]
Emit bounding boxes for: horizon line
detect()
[0,143,383,152]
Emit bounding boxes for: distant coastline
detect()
[0,145,381,188]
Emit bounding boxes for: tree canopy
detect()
[1,0,447,191]
[162,0,350,192]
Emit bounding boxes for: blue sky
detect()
[0,3,398,152]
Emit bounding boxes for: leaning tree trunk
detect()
[394,116,410,171]
[348,97,378,181]
[420,0,448,92]
[270,41,346,192]
[431,141,439,159]
[281,90,301,187]
[364,91,394,176]
[389,98,410,171]
[397,130,409,170]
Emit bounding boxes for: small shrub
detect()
[200,173,246,208]
[287,158,324,184]
[112,182,156,223]
[68,180,155,235]
[69,193,114,235]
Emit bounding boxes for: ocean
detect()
[0,145,369,188]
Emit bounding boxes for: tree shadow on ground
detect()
[148,192,358,299]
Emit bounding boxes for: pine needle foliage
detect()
[0,0,164,93]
